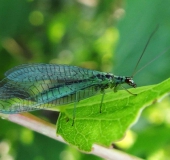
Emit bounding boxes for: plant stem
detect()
[0,113,143,160]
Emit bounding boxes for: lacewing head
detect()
[125,77,136,88]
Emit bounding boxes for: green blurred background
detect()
[0,0,170,160]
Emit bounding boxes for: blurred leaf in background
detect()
[0,0,170,160]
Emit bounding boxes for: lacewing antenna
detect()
[131,25,159,77]
[134,46,170,76]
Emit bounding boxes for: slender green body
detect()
[0,64,136,113]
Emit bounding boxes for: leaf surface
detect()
[57,78,170,151]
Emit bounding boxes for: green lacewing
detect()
[0,26,162,124]
[0,64,136,113]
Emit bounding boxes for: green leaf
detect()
[56,78,170,151]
